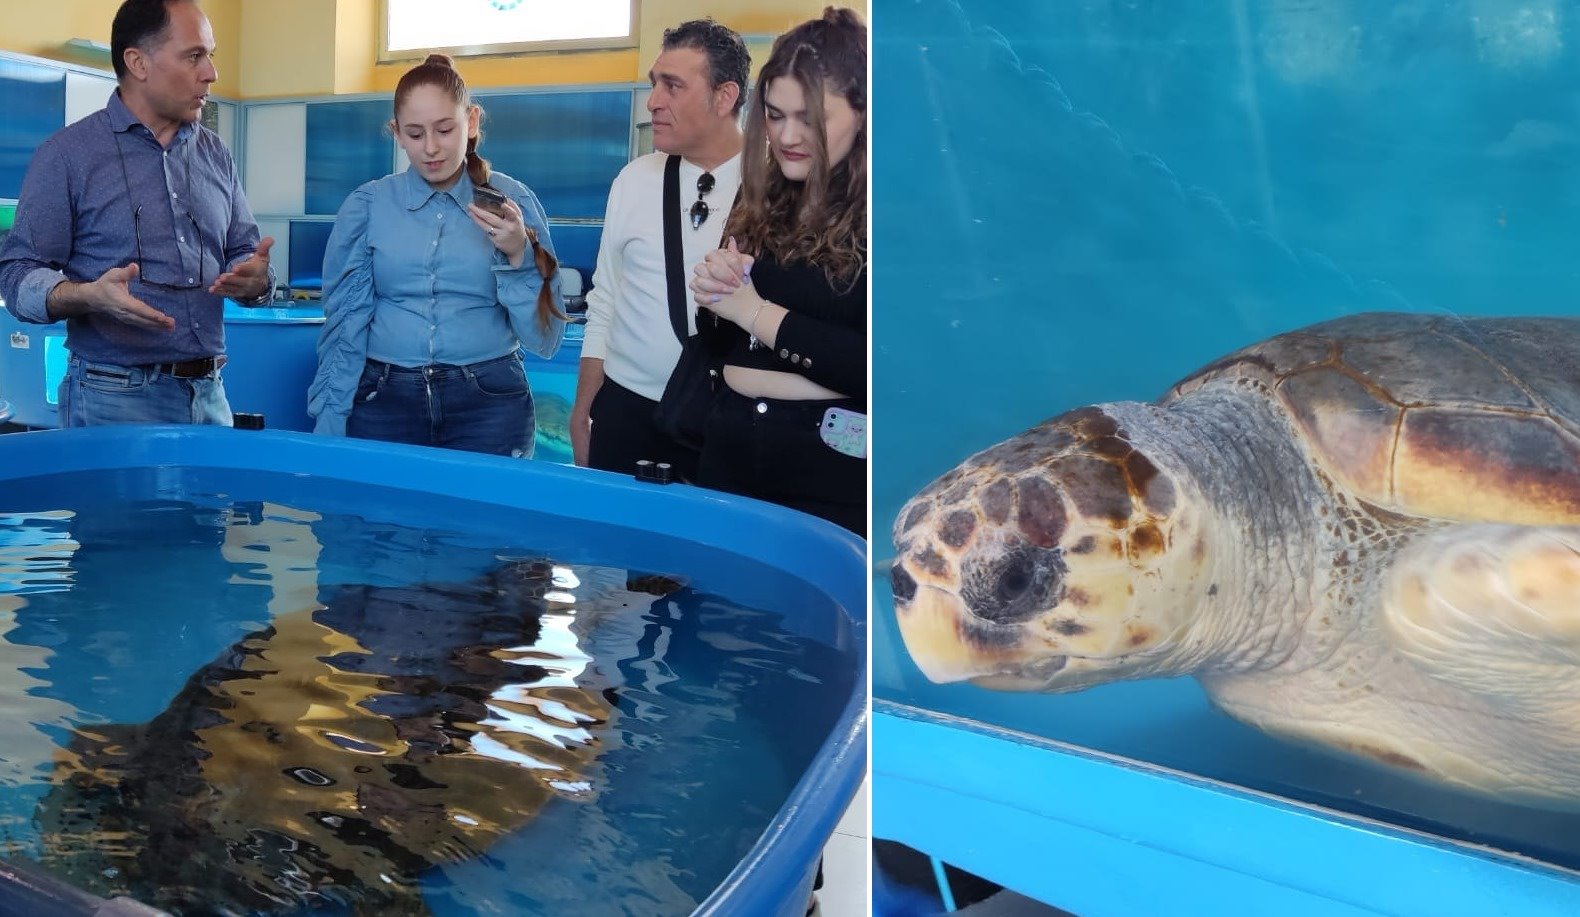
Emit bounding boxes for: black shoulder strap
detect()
[662,154,688,344]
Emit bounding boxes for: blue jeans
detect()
[346,353,535,457]
[59,356,233,428]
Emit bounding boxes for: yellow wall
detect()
[205,0,241,97]
[0,0,866,99]
[636,0,868,77]
[331,0,376,95]
[0,0,243,97]
[1,2,120,61]
[236,0,335,97]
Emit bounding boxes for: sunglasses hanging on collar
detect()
[690,171,715,230]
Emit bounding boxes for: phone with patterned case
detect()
[472,184,510,217]
[819,407,867,459]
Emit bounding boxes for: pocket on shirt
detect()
[467,356,530,398]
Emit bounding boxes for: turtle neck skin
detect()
[1098,385,1351,680]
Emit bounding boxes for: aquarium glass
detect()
[874,0,1580,876]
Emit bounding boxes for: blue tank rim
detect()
[0,426,866,916]
[874,700,1580,914]
[223,299,325,324]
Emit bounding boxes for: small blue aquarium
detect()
[0,302,325,434]
[0,426,864,915]
[875,1,1580,915]
[0,301,584,465]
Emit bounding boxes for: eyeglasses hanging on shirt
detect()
[690,171,715,230]
[113,130,207,292]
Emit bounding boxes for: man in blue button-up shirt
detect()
[0,0,274,427]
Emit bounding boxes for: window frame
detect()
[378,0,641,63]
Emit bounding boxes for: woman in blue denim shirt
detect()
[308,54,564,456]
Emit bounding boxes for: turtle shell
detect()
[1165,313,1580,524]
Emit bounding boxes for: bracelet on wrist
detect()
[746,301,768,350]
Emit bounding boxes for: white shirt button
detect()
[755,402,768,414]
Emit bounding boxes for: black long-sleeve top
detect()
[698,250,867,406]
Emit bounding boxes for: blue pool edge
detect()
[873,700,1580,917]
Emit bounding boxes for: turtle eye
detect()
[960,541,1066,625]
[995,554,1035,606]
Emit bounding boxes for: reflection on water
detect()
[0,513,81,808]
[0,495,844,915]
[0,511,77,597]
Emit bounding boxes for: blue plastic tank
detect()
[0,426,865,915]
[0,300,583,459]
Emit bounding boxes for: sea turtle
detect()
[24,556,669,915]
[890,312,1580,808]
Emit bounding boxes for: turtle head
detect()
[890,405,1212,692]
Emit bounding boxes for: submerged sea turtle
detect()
[890,312,1580,808]
[25,558,671,915]
[533,391,574,459]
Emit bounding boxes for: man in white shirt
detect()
[572,19,748,480]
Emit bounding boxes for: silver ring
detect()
[487,228,497,236]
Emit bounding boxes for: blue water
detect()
[0,471,855,915]
[524,324,584,465]
[874,0,1580,878]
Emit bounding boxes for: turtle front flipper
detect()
[1382,524,1580,712]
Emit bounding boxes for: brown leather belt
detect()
[153,355,227,378]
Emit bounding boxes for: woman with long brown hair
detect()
[309,54,564,456]
[690,7,868,535]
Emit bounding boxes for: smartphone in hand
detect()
[473,185,510,217]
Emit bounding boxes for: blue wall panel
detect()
[286,220,600,292]
[288,220,336,290]
[476,90,631,220]
[0,60,66,199]
[305,100,390,215]
[544,222,602,280]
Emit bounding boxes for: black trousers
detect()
[697,388,866,538]
[588,377,701,482]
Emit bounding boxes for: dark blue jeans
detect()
[346,353,535,457]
